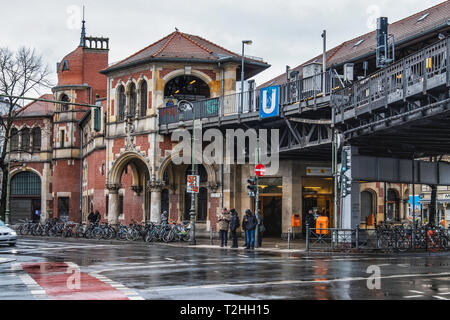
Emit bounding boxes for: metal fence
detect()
[159,90,260,125]
[306,224,450,253]
[279,70,341,107]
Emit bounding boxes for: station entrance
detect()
[302,177,333,233]
[258,177,282,237]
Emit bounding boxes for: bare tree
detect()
[0,47,52,221]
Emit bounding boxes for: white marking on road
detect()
[165,258,175,261]
[238,254,249,258]
[409,290,424,294]
[12,263,49,300]
[404,295,424,298]
[142,271,450,293]
[433,295,449,300]
[88,272,144,300]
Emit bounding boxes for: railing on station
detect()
[333,38,449,122]
[279,69,341,107]
[159,90,260,125]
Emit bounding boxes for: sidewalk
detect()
[18,235,306,253]
[164,236,307,253]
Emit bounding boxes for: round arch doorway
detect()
[164,75,210,103]
[107,152,151,224]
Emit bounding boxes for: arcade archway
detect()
[107,152,151,224]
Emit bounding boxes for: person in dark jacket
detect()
[94,210,101,223]
[229,209,240,248]
[242,209,257,249]
[306,209,316,230]
[88,211,96,224]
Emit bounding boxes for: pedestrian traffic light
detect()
[247,177,257,197]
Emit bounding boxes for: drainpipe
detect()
[79,123,83,223]
[218,60,225,207]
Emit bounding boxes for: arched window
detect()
[21,128,30,152]
[361,190,375,224]
[118,86,126,121]
[10,128,19,151]
[32,127,41,152]
[11,171,41,196]
[140,81,147,117]
[129,83,136,118]
[387,189,400,222]
[60,94,70,112]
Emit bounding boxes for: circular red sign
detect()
[255,164,266,177]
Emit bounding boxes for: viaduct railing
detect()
[333,38,449,123]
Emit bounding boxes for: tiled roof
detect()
[105,31,268,72]
[260,0,450,88]
[17,94,54,117]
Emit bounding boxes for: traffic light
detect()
[341,175,352,197]
[247,177,257,197]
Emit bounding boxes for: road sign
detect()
[187,175,200,193]
[260,86,279,119]
[255,164,266,177]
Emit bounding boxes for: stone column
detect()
[149,180,164,223]
[107,184,120,224]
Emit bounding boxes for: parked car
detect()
[0,220,17,246]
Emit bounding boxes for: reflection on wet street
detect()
[2,238,450,300]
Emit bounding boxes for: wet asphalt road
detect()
[2,238,450,300]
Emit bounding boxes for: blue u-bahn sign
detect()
[260,86,279,119]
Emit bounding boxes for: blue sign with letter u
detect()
[260,86,279,119]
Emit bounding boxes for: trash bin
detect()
[316,216,329,234]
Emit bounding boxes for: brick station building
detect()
[8,1,449,235]
[7,21,270,234]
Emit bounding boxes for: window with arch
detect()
[140,81,147,117]
[10,128,19,151]
[21,128,30,152]
[60,94,70,112]
[129,83,137,118]
[118,85,126,121]
[11,171,41,196]
[32,127,41,152]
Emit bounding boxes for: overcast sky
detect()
[1,0,444,96]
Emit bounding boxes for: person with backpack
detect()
[218,208,231,247]
[229,209,240,248]
[242,209,257,249]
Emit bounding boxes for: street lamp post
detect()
[178,99,197,245]
[241,40,253,113]
[4,126,11,224]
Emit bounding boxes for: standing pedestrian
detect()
[229,209,240,248]
[256,209,265,248]
[242,209,257,249]
[306,209,315,231]
[218,208,231,247]
[94,210,101,223]
[88,211,96,224]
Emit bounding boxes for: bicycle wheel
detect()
[93,228,103,240]
[126,229,140,241]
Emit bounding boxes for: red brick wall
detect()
[52,159,81,222]
[111,71,152,88]
[169,193,179,220]
[209,195,219,232]
[120,165,144,224]
[135,135,150,157]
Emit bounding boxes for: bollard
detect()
[306,223,310,252]
[355,226,359,250]
[288,229,291,250]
